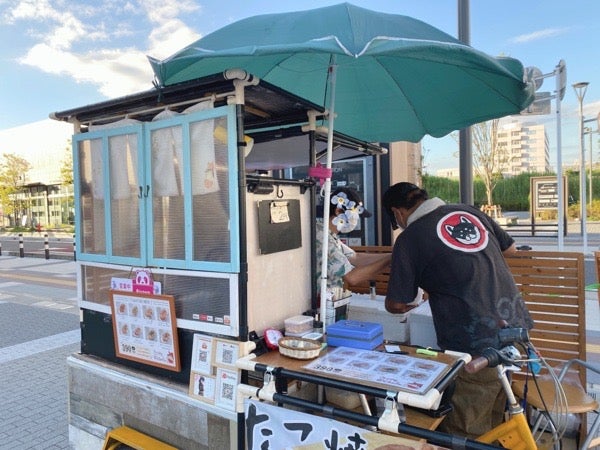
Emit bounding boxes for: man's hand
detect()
[385,297,418,314]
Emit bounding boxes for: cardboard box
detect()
[408,301,438,349]
[326,320,383,350]
[347,294,410,343]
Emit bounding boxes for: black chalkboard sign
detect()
[257,199,302,254]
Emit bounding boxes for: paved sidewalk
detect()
[0,257,78,450]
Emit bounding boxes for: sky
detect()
[0,0,599,174]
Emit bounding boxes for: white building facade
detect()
[497,121,551,176]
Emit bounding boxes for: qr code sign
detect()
[221,382,235,400]
[222,348,234,365]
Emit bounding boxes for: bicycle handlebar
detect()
[465,327,530,374]
[465,347,500,374]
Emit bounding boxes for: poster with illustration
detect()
[189,373,216,403]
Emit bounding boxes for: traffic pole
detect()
[19,233,24,258]
[44,233,50,260]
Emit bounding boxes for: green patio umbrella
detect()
[149,3,534,144]
[148,3,534,326]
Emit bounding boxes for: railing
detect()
[500,222,559,237]
[0,233,75,260]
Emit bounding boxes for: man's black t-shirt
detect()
[387,202,533,355]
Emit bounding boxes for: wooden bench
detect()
[344,245,393,296]
[505,251,586,379]
[505,251,599,447]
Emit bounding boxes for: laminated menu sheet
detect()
[303,346,450,395]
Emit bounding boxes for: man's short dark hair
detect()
[382,182,428,229]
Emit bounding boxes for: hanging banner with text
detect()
[244,399,446,450]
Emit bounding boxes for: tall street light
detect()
[573,81,589,254]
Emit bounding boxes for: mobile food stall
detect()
[50,1,538,445]
[51,70,396,449]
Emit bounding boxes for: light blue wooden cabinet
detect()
[73,104,240,273]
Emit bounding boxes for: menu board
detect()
[110,291,180,372]
[304,346,449,395]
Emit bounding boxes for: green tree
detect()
[60,141,73,185]
[0,152,32,225]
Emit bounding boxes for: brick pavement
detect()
[0,258,79,450]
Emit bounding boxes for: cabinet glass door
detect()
[149,121,185,261]
[76,137,106,256]
[74,123,144,264]
[190,115,232,264]
[109,131,142,259]
[147,105,239,271]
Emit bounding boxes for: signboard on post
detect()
[530,176,568,235]
[521,91,552,116]
[534,178,560,210]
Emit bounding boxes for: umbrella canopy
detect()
[149,2,534,144]
[148,3,535,327]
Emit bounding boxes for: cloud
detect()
[509,27,570,44]
[19,43,151,97]
[5,0,202,98]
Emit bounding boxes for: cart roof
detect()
[50,72,325,131]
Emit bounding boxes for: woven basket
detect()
[278,337,322,360]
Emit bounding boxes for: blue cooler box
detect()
[326,320,383,350]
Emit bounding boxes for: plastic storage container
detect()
[284,315,314,335]
[347,294,411,343]
[326,320,383,350]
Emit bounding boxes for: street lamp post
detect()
[573,81,589,254]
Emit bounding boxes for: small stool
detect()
[102,426,177,450]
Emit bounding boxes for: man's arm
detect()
[350,251,391,267]
[343,253,391,287]
[502,242,517,257]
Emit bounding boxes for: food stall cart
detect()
[51,70,390,449]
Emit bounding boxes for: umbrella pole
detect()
[319,61,337,332]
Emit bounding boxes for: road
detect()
[1,231,599,286]
[0,256,78,449]
[0,235,74,260]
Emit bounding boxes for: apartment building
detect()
[497,121,551,176]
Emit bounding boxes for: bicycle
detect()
[466,327,568,449]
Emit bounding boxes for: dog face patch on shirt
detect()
[436,211,489,252]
